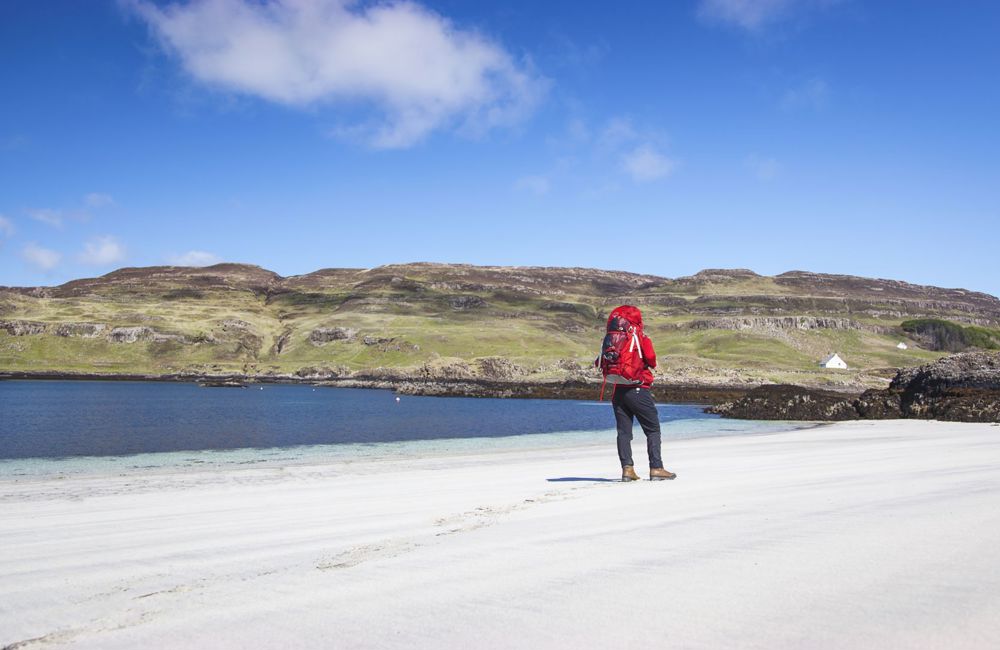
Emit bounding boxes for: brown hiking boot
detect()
[621,465,640,482]
[650,468,676,481]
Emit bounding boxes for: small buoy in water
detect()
[259,387,263,390]
[395,396,401,403]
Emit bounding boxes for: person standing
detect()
[596,305,677,482]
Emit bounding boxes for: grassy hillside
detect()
[3,263,998,388]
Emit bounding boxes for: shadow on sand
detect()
[546,477,619,483]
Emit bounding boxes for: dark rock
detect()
[707,384,859,421]
[309,327,355,345]
[853,389,903,419]
[448,295,487,310]
[890,350,1000,393]
[890,351,1000,422]
[198,380,247,388]
[710,352,1000,422]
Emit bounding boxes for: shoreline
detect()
[0,419,824,480]
[0,370,760,404]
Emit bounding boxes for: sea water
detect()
[0,380,813,477]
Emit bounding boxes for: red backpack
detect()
[595,305,646,400]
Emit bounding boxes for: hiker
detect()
[596,305,676,482]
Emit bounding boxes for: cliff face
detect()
[2,263,999,389]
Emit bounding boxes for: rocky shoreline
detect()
[708,351,1000,422]
[0,370,751,405]
[7,352,997,421]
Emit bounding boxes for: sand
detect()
[2,420,999,649]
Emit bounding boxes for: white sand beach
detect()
[2,419,999,649]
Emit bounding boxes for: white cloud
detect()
[22,243,61,271]
[745,154,781,181]
[78,235,127,266]
[130,0,546,148]
[168,250,222,266]
[599,117,638,150]
[514,175,550,195]
[567,118,588,140]
[780,77,829,111]
[698,0,838,30]
[0,215,14,238]
[698,0,794,30]
[621,145,677,182]
[84,192,116,208]
[28,208,64,228]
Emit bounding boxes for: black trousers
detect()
[612,386,663,469]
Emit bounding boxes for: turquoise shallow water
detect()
[0,380,815,478]
[0,414,814,479]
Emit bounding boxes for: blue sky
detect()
[1,0,998,295]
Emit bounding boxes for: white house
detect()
[819,353,848,369]
[897,342,909,350]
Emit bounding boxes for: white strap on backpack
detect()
[628,329,644,360]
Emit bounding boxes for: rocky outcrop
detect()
[107,326,156,343]
[414,358,475,380]
[293,365,351,380]
[852,390,904,419]
[883,351,1000,421]
[475,356,528,380]
[107,326,187,344]
[219,319,255,332]
[361,335,419,352]
[849,353,1000,421]
[53,323,107,338]
[271,328,292,355]
[706,385,861,421]
[211,319,261,356]
[309,327,356,345]
[710,351,1000,422]
[448,295,487,310]
[0,320,189,344]
[1,320,48,336]
[687,316,889,333]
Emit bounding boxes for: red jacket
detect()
[636,333,657,388]
[607,305,657,388]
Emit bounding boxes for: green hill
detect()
[3,263,999,390]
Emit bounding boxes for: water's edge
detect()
[0,372,753,404]
[0,379,820,479]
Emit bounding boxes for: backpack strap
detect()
[628,330,644,360]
